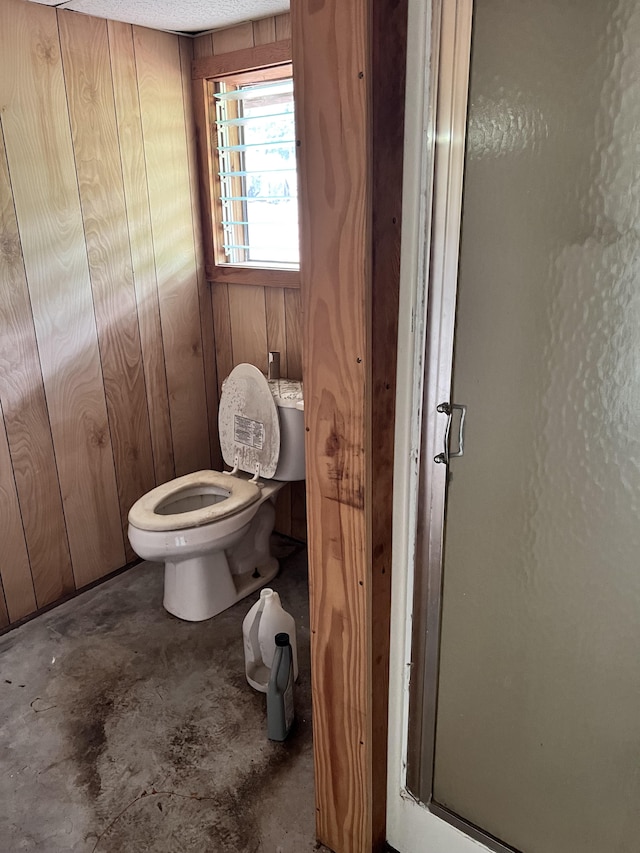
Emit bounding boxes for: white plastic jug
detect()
[242,588,298,692]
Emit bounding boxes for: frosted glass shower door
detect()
[428,1,640,851]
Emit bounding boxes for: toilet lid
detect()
[219,364,280,478]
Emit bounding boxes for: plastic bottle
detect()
[242,588,298,692]
[267,632,295,741]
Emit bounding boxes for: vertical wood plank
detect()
[284,288,303,380]
[180,34,222,470]
[108,20,175,486]
[134,25,210,477]
[192,33,214,59]
[0,400,37,622]
[275,13,292,41]
[0,121,74,607]
[0,0,126,587]
[227,283,268,371]
[212,22,254,55]
[59,11,155,558]
[211,283,233,395]
[253,17,277,46]
[265,287,289,377]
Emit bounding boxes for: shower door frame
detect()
[387,0,514,850]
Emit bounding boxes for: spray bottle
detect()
[267,632,295,741]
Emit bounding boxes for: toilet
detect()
[127,363,305,621]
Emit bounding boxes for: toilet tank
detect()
[269,379,305,482]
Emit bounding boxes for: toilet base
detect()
[163,554,279,621]
[162,500,281,622]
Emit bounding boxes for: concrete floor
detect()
[0,539,327,853]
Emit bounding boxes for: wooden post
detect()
[292,0,408,850]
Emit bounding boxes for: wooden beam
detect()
[191,39,291,79]
[292,0,407,851]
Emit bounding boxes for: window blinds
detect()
[214,77,299,267]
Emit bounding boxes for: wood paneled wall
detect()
[194,14,306,542]
[0,0,216,627]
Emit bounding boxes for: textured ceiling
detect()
[25,0,290,35]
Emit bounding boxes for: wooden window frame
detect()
[192,39,300,288]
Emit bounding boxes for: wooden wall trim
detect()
[191,39,291,79]
[370,0,409,843]
[208,266,300,289]
[191,75,218,286]
[293,0,407,850]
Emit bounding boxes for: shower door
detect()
[402,0,640,851]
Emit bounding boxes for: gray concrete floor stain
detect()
[0,540,326,853]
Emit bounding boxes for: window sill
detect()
[207,265,301,289]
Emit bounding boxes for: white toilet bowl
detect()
[127,364,304,621]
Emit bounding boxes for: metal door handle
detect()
[434,402,466,464]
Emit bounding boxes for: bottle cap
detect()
[275,632,290,647]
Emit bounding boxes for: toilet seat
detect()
[128,470,261,532]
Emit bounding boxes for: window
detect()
[214,74,299,268]
[192,39,300,287]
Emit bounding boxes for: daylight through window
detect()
[212,74,299,269]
